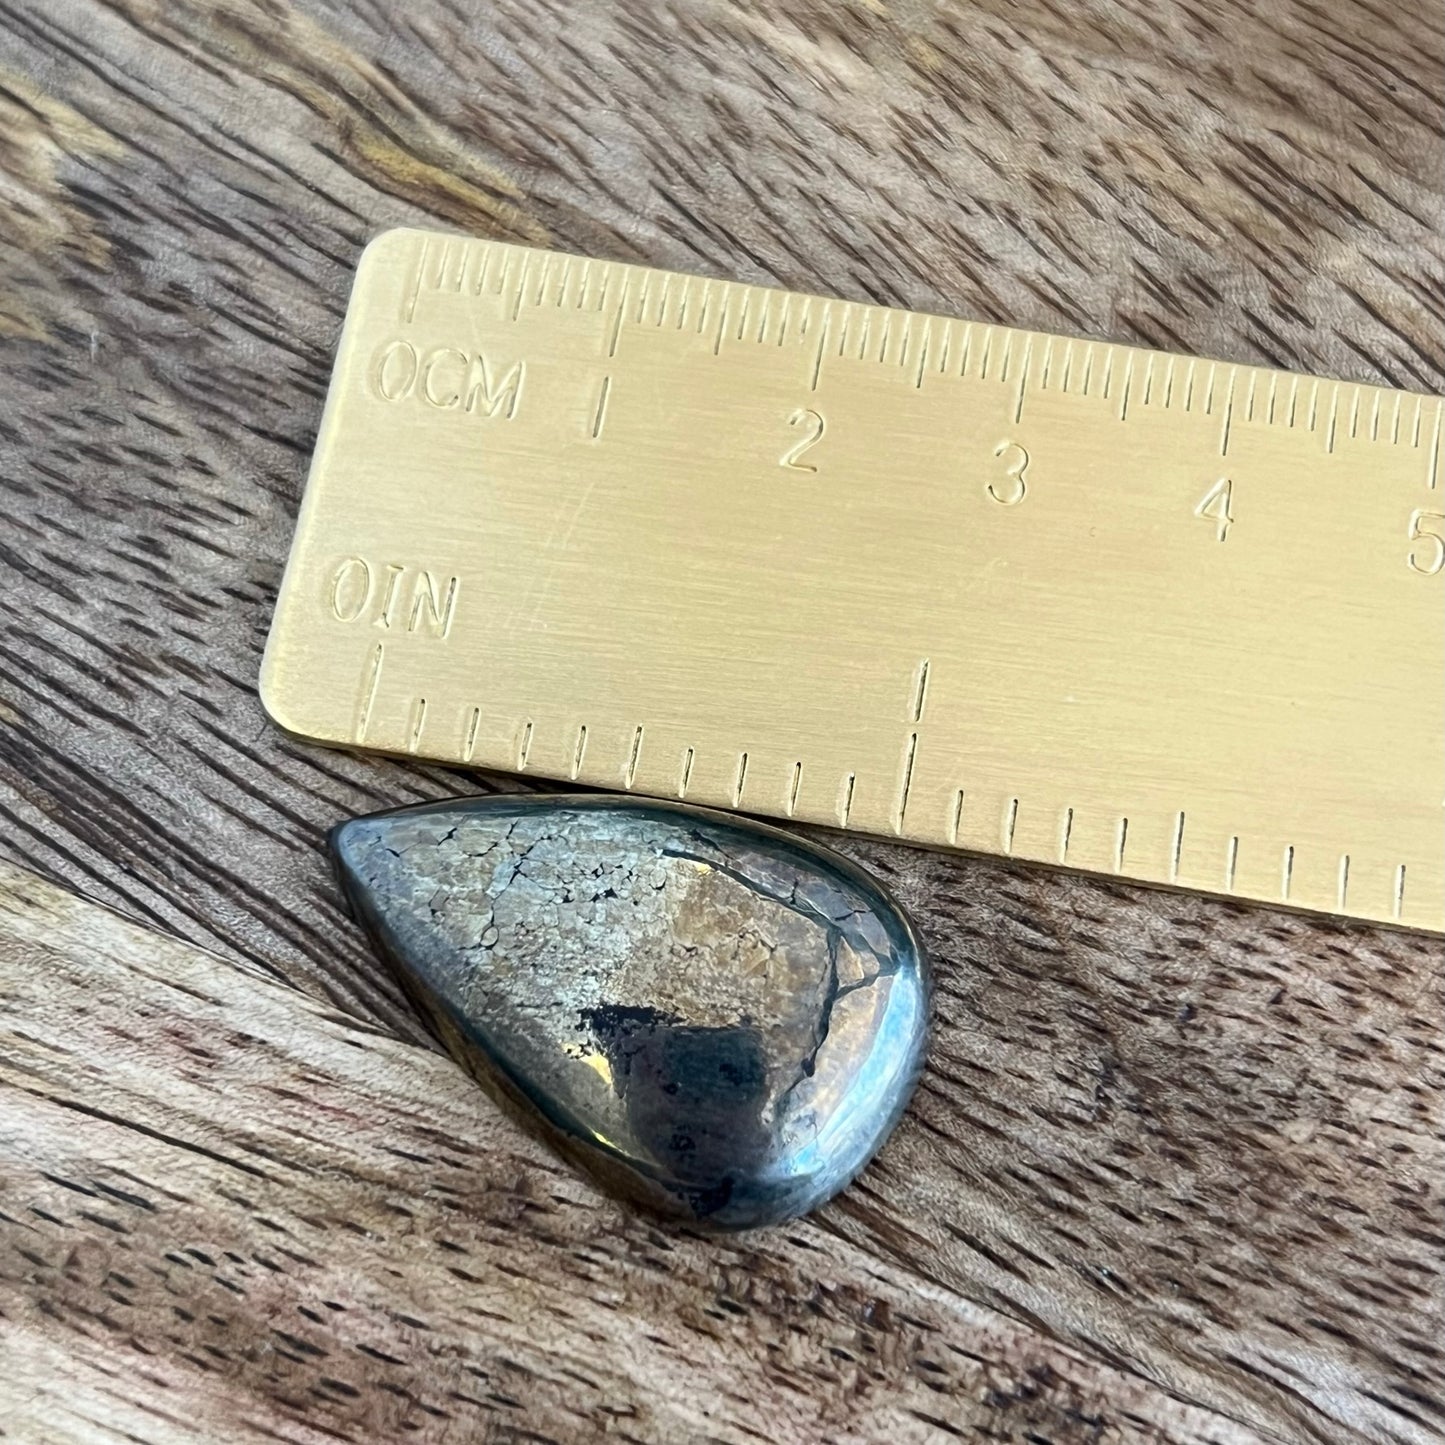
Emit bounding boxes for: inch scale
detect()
[262,229,1445,932]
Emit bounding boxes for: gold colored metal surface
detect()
[262,228,1445,932]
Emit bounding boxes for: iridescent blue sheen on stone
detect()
[331,795,929,1230]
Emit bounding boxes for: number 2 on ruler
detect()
[781,408,825,472]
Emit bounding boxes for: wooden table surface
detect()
[1,3,1441,1442]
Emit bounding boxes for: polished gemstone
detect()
[331,794,929,1229]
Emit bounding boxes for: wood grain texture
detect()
[0,863,1268,1445]
[0,2,1441,1442]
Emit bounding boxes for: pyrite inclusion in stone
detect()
[331,794,929,1230]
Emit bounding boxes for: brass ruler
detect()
[262,228,1445,932]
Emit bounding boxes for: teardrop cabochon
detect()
[332,794,930,1230]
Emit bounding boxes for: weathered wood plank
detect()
[0,1,1442,1441]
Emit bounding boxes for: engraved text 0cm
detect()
[370,340,524,418]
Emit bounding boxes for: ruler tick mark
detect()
[733,752,749,807]
[624,725,644,788]
[1059,807,1074,864]
[1015,336,1034,422]
[914,322,931,388]
[957,322,973,377]
[407,696,428,754]
[840,772,856,829]
[1392,864,1406,919]
[1220,369,1237,455]
[432,240,452,295]
[1281,844,1294,900]
[571,724,588,780]
[1226,836,1239,892]
[1430,402,1443,488]
[403,237,429,324]
[787,761,803,817]
[1337,854,1350,910]
[950,789,965,846]
[735,291,754,345]
[896,733,918,834]
[608,277,630,358]
[810,307,831,391]
[911,658,930,722]
[477,242,499,297]
[591,375,612,439]
[356,642,384,745]
[1003,798,1019,854]
[1114,817,1129,872]
[678,747,695,798]
[510,259,529,322]
[464,706,481,763]
[1170,811,1185,882]
[1119,354,1134,421]
[1327,384,1340,453]
[518,720,533,771]
[496,249,516,304]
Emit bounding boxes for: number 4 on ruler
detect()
[1195,477,1234,541]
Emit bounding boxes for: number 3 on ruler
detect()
[988,441,1029,505]
[781,408,825,472]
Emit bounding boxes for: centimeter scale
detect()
[262,229,1445,933]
